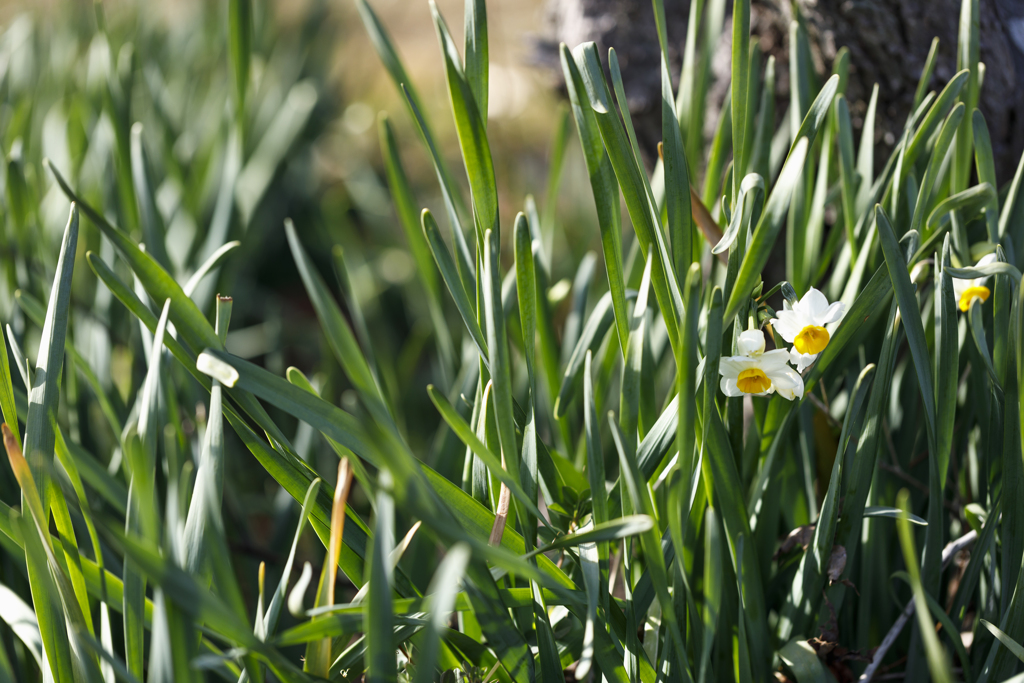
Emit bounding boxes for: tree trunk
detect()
[535,0,1024,182]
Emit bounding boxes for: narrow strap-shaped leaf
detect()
[855,83,880,215]
[182,382,227,576]
[935,236,958,491]
[129,123,170,270]
[9,510,85,682]
[829,298,900,626]
[265,479,321,638]
[719,175,764,308]
[903,69,969,172]
[584,350,607,527]
[47,480,94,640]
[0,320,20,448]
[703,92,733,207]
[228,0,252,114]
[835,95,858,261]
[909,103,965,238]
[573,42,682,355]
[877,207,944,598]
[285,220,399,438]
[432,2,498,244]
[998,146,1024,243]
[667,264,702,590]
[724,137,808,322]
[401,85,477,295]
[331,248,381,389]
[426,386,549,525]
[645,0,695,281]
[947,260,1023,284]
[953,0,980,191]
[555,289,639,418]
[512,211,544,559]
[24,204,77,484]
[926,182,996,241]
[698,507,722,683]
[52,424,108,612]
[787,18,811,139]
[698,287,769,669]
[789,74,838,160]
[366,476,396,683]
[482,228,522,495]
[608,417,693,682]
[876,208,936,440]
[527,516,654,558]
[981,619,1024,667]
[896,490,953,683]
[182,241,241,298]
[731,0,750,194]
[3,326,29,417]
[576,528,600,681]
[972,109,1000,242]
[412,544,470,683]
[913,37,941,110]
[777,363,875,642]
[136,299,171,486]
[749,55,776,182]
[6,426,103,681]
[969,297,1001,389]
[621,254,653,456]
[4,459,65,682]
[378,115,454,377]
[463,0,487,119]
[561,252,598,367]
[421,209,489,361]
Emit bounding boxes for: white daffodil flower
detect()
[770,287,846,372]
[718,330,804,400]
[952,253,998,312]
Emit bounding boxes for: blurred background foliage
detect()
[0,0,583,629]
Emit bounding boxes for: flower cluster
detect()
[717,288,846,401]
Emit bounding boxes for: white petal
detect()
[737,329,766,356]
[759,349,792,367]
[720,358,745,378]
[800,288,831,318]
[718,356,753,379]
[818,301,846,325]
[952,275,969,300]
[784,367,805,399]
[788,348,817,372]
[771,311,805,342]
[974,253,998,287]
[773,384,798,401]
[770,366,805,400]
[720,377,743,397]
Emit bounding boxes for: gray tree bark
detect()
[535,0,1024,182]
